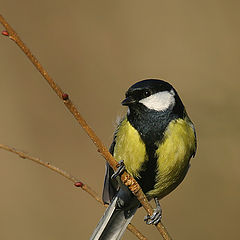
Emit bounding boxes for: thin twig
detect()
[0,144,147,240]
[0,14,172,239]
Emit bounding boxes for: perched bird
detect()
[90,79,197,240]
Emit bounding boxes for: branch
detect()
[0,144,147,240]
[0,14,172,240]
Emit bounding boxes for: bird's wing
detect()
[188,120,197,158]
[102,140,119,204]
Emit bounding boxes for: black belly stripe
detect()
[136,145,158,195]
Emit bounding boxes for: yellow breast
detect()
[113,118,147,178]
[147,117,196,198]
[113,116,196,200]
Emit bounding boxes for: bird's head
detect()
[122,79,180,113]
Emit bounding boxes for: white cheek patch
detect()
[139,90,175,111]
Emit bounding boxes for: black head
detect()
[122,79,184,115]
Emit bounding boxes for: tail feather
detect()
[90,196,136,240]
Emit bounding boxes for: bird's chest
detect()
[113,117,196,199]
[146,118,196,198]
[113,118,148,178]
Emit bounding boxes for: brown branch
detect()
[0,144,147,240]
[0,14,172,240]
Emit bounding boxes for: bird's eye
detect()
[143,90,151,98]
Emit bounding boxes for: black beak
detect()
[121,96,136,106]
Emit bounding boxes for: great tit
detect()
[90,79,197,240]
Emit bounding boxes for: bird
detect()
[90,79,197,240]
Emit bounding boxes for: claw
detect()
[144,198,162,225]
[111,160,125,179]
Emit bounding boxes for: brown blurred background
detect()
[0,1,239,239]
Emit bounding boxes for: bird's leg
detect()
[111,160,125,179]
[144,198,162,225]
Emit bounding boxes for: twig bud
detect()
[74,181,84,188]
[62,93,69,101]
[2,30,9,36]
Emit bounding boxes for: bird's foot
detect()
[144,198,162,225]
[111,160,125,179]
